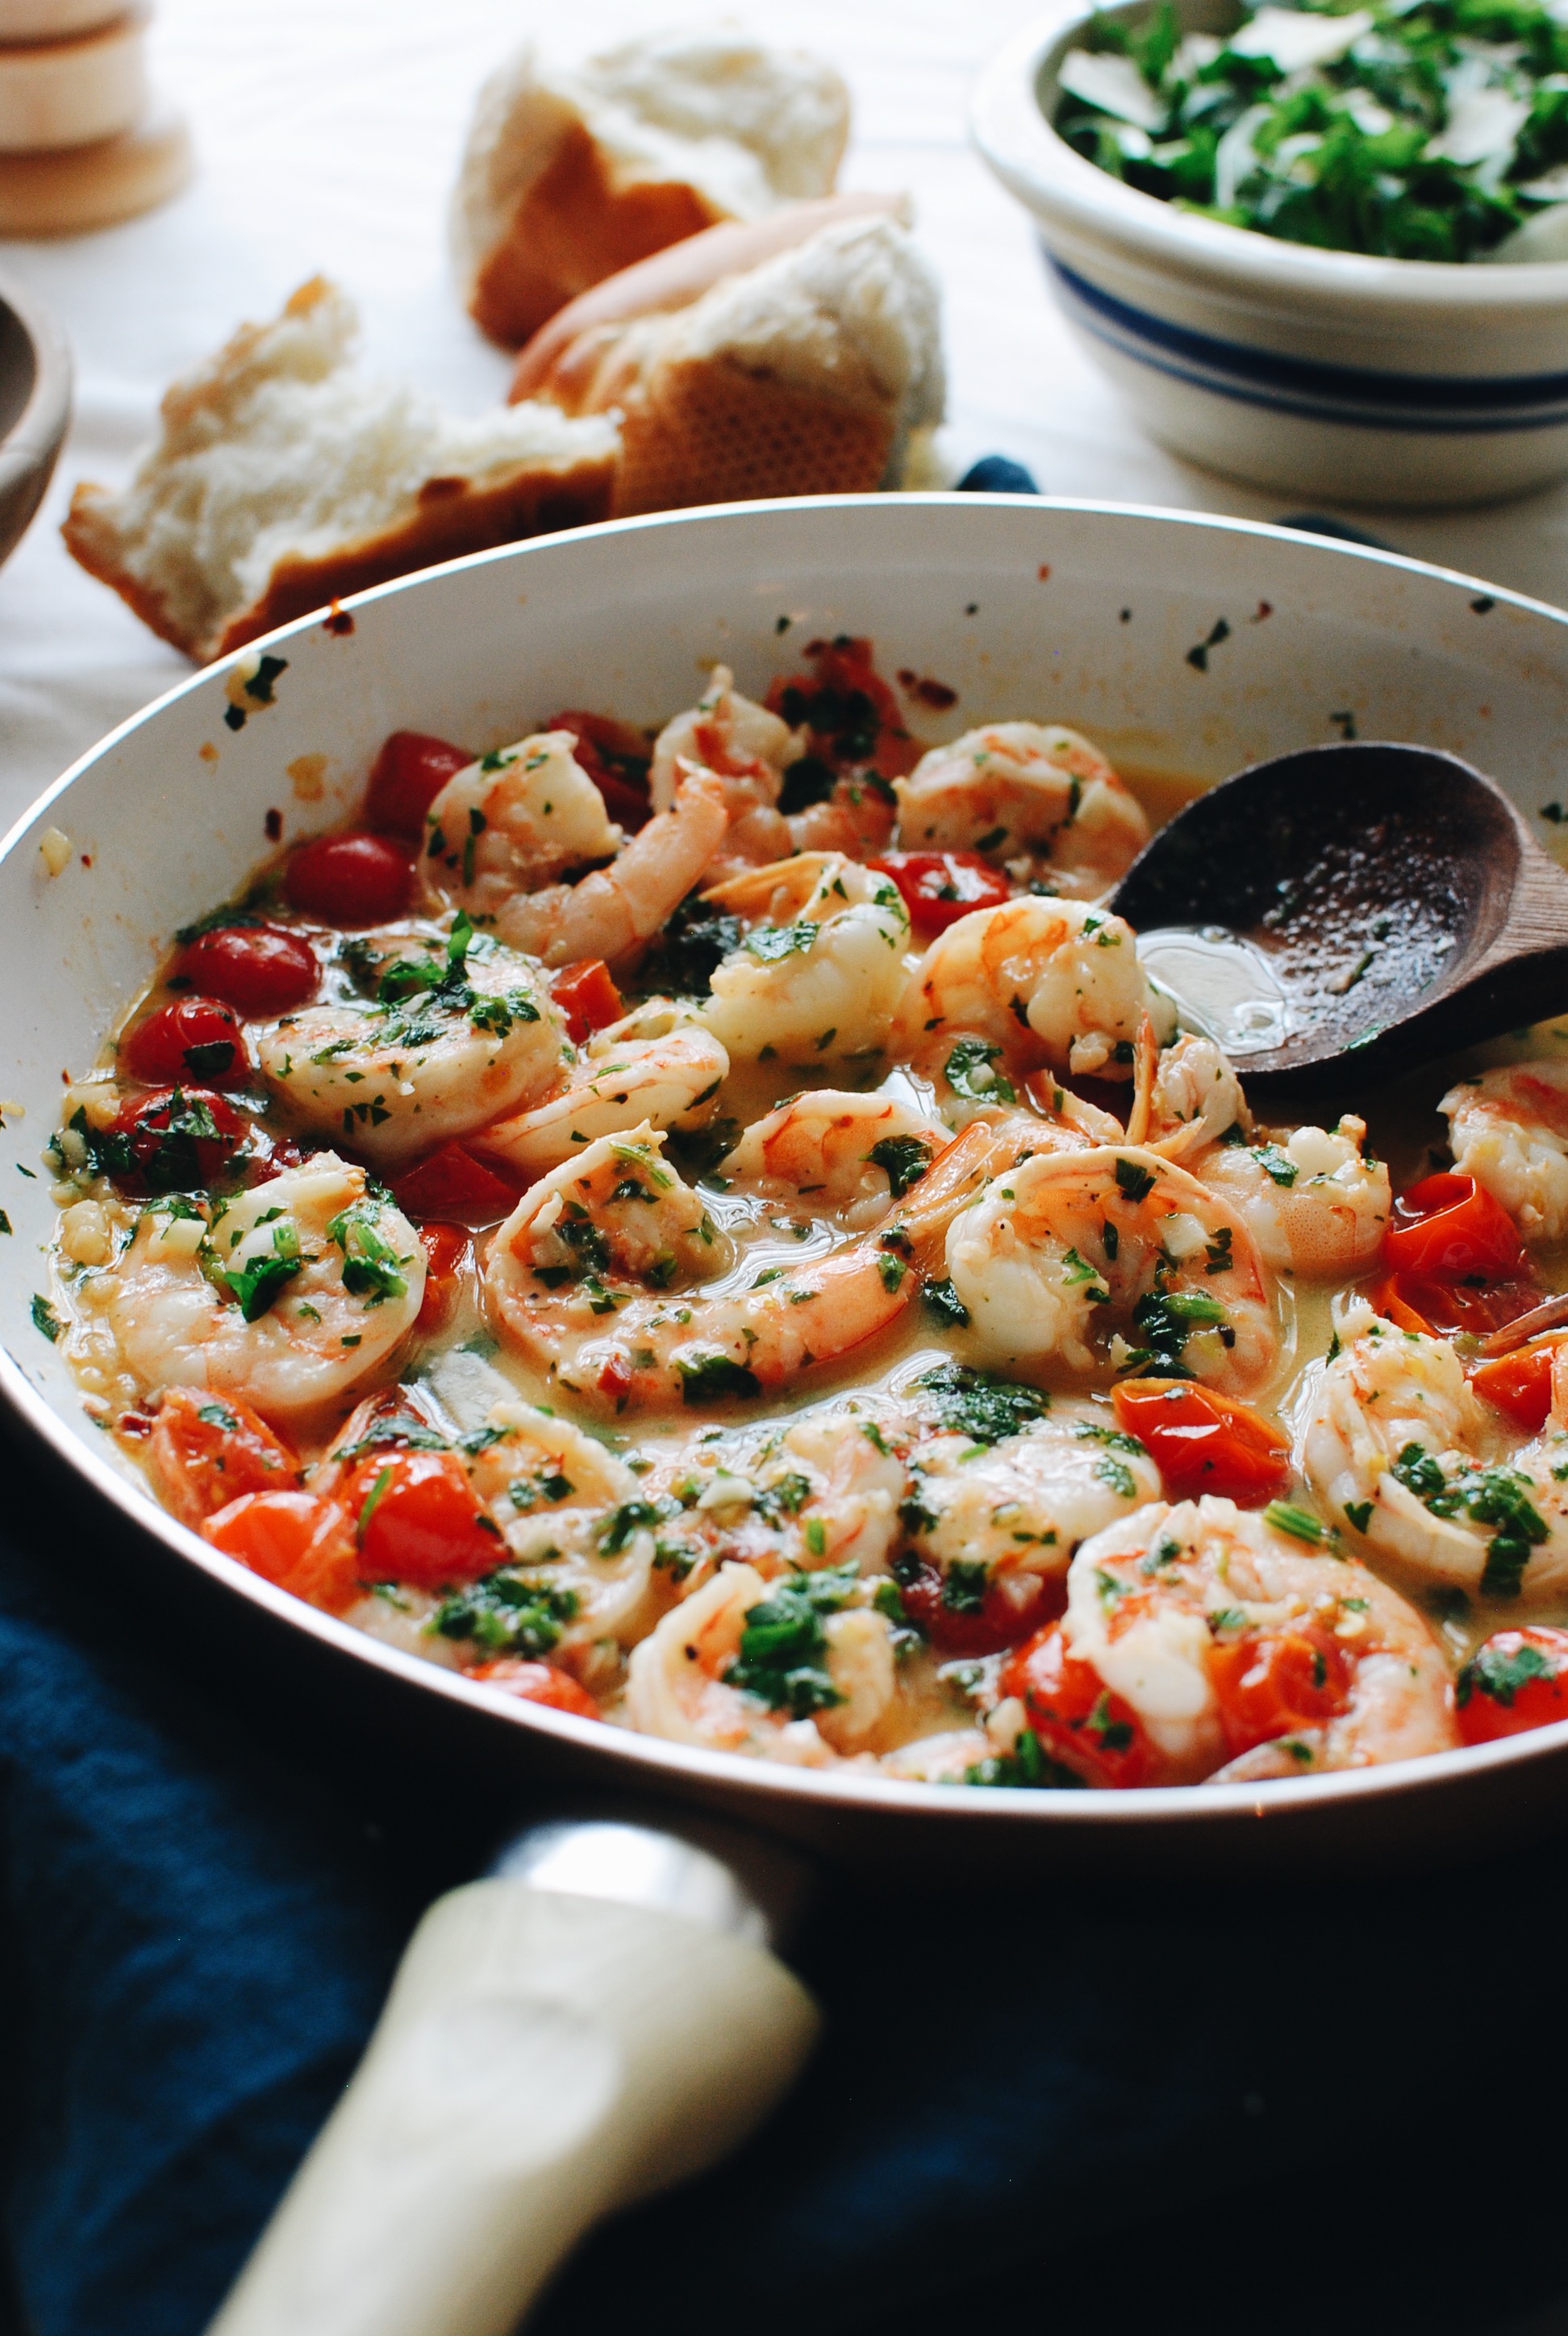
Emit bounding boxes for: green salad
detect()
[1055,0,1568,259]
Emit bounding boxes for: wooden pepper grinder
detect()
[0,0,190,236]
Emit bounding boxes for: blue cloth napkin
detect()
[5,1415,1568,2336]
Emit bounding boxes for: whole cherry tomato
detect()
[122,995,248,1087]
[1386,1171,1528,1282]
[285,831,413,925]
[1471,1339,1566,1435]
[364,730,472,838]
[868,850,1012,936]
[1456,1625,1568,1745]
[1207,1624,1353,1761]
[999,1621,1157,1788]
[895,1557,1063,1656]
[115,1087,248,1191]
[545,709,653,832]
[1111,1378,1290,1508]
[344,1449,498,1591]
[392,1141,520,1225]
[465,1658,601,1721]
[202,1489,361,1611]
[415,1221,470,1333]
[177,923,319,1015]
[150,1387,299,1528]
[548,957,623,1043]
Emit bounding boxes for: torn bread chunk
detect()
[452,27,850,348]
[62,277,619,664]
[513,209,945,515]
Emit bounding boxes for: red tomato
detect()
[1208,1625,1353,1761]
[177,922,319,1016]
[1111,1378,1290,1508]
[895,1558,1063,1656]
[1386,1171,1528,1282]
[1000,1622,1158,1788]
[1457,1626,1568,1744]
[465,1657,601,1720]
[869,850,1012,936]
[344,1450,498,1590]
[115,1087,248,1191]
[202,1489,360,1611]
[1372,1267,1539,1340]
[1471,1339,1565,1434]
[546,709,653,832]
[765,636,918,779]
[364,730,472,838]
[598,1352,634,1406]
[123,995,248,1087]
[392,1141,520,1225]
[285,831,413,926]
[548,957,623,1043]
[149,1386,299,1527]
[415,1221,469,1333]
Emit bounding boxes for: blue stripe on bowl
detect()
[1049,257,1568,434]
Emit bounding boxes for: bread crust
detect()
[611,352,893,518]
[470,119,724,348]
[64,450,617,663]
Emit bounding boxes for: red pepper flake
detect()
[323,601,355,636]
[1037,563,1052,581]
[895,669,959,712]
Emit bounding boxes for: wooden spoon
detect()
[1109,741,1568,1094]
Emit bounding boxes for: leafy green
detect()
[676,1350,762,1404]
[1457,1637,1557,1708]
[944,1037,1016,1104]
[961,1728,1087,1790]
[433,1571,580,1654]
[868,1134,935,1197]
[223,1221,303,1321]
[726,1565,859,1717]
[916,1362,1049,1445]
[922,1277,971,1328]
[1391,1444,1549,1595]
[327,1202,409,1307]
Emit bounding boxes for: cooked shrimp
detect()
[101,1155,423,1419]
[623,1558,896,1759]
[719,1089,948,1228]
[897,896,1175,1083]
[649,665,795,878]
[490,767,729,970]
[256,921,568,1165]
[945,1141,1277,1395]
[1194,1116,1390,1279]
[463,1399,661,1652]
[478,999,729,1178]
[1303,1302,1568,1599]
[903,1396,1162,1619]
[485,1119,1009,1413]
[1442,1060,1568,1243]
[1145,1034,1251,1156]
[421,731,622,920]
[894,723,1150,898]
[637,1404,909,1589]
[699,853,911,1060]
[1048,1495,1455,1783]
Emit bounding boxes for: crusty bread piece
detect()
[511,211,945,516]
[63,277,619,663]
[452,27,850,348]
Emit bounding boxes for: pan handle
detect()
[205,1816,819,2336]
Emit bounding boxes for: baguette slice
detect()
[511,210,945,516]
[63,277,619,663]
[453,27,849,348]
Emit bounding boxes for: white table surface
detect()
[5,0,1568,826]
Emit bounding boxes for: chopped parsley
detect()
[944,1037,1017,1104]
[327,1202,409,1307]
[1457,1637,1557,1708]
[868,1134,935,1197]
[726,1565,859,1716]
[433,1571,580,1655]
[916,1362,1049,1445]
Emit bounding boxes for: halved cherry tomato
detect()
[999,1621,1158,1788]
[548,957,623,1043]
[344,1450,498,1591]
[868,850,1012,936]
[177,922,319,1015]
[285,831,413,926]
[122,996,248,1087]
[765,636,918,779]
[545,708,653,832]
[202,1489,361,1610]
[465,1658,601,1721]
[1371,1267,1539,1340]
[115,1087,248,1191]
[149,1386,299,1527]
[1111,1377,1290,1508]
[416,1221,469,1333]
[1457,1625,1568,1745]
[392,1141,521,1225]
[1471,1338,1566,1434]
[1386,1171,1528,1282]
[364,730,472,838]
[895,1558,1064,1657]
[1208,1625,1353,1761]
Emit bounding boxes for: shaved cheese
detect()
[1228,7,1373,70]
[1057,47,1166,130]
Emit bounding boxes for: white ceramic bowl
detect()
[10,493,1568,1874]
[972,2,1568,507]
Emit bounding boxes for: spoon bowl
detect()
[1111,740,1568,1091]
